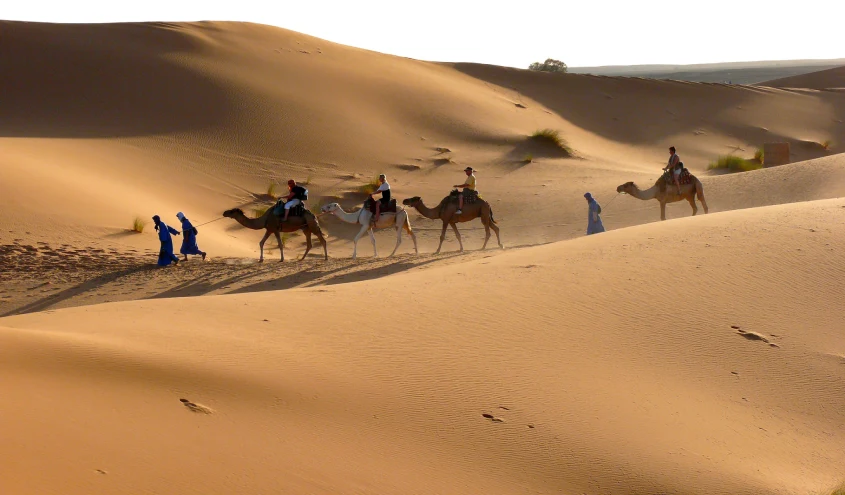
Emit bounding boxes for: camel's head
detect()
[402,196,421,207]
[616,182,635,194]
[320,203,340,214]
[222,208,244,218]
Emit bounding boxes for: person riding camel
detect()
[281,179,308,222]
[372,174,390,223]
[453,167,476,215]
[663,146,682,194]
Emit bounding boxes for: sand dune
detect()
[759,65,845,89]
[2,199,845,494]
[2,20,845,495]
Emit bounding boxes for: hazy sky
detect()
[5,0,842,68]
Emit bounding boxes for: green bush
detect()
[707,155,762,172]
[528,58,568,73]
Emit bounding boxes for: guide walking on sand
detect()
[152,215,180,266]
[584,192,605,235]
[176,212,207,261]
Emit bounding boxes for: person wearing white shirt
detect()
[373,174,390,222]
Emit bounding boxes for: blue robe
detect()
[179,218,203,255]
[587,199,605,235]
[156,221,180,266]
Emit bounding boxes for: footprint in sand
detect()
[734,326,780,347]
[180,398,213,414]
[482,413,504,423]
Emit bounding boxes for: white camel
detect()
[320,202,419,259]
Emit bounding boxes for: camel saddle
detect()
[272,201,307,219]
[365,197,397,215]
[448,188,480,205]
[661,168,693,187]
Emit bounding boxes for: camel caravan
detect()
[216,147,707,263]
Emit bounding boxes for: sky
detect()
[4,0,842,68]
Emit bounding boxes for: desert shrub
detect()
[707,155,762,172]
[132,216,147,233]
[529,58,568,73]
[358,176,381,195]
[530,129,573,154]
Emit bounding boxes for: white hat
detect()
[176,212,185,220]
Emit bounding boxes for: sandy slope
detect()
[2,21,844,261]
[759,65,845,89]
[2,20,845,495]
[2,199,845,495]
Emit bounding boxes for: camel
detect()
[616,174,709,221]
[320,202,418,259]
[402,192,503,254]
[222,207,328,262]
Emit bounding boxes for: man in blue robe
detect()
[584,192,605,235]
[176,212,207,261]
[152,215,180,266]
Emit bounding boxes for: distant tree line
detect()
[528,58,568,73]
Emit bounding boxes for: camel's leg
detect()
[258,230,272,262]
[369,228,378,258]
[660,201,667,221]
[435,221,449,255]
[687,195,698,216]
[404,216,419,255]
[319,232,328,260]
[389,221,402,257]
[301,228,313,260]
[491,221,503,249]
[480,215,492,250]
[351,223,370,260]
[697,183,709,214]
[450,223,464,252]
[274,232,284,262]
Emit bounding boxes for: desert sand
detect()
[759,65,845,90]
[1,20,844,495]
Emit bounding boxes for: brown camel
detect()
[222,207,328,262]
[616,174,709,221]
[402,193,503,254]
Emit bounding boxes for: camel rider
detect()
[372,174,390,223]
[281,179,308,222]
[663,146,682,194]
[454,166,476,215]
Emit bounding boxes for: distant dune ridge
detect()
[1,20,844,495]
[757,65,845,89]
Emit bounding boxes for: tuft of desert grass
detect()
[530,129,573,154]
[132,216,147,233]
[822,139,832,150]
[358,175,381,195]
[267,182,277,198]
[753,147,764,163]
[523,153,534,164]
[707,155,763,172]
